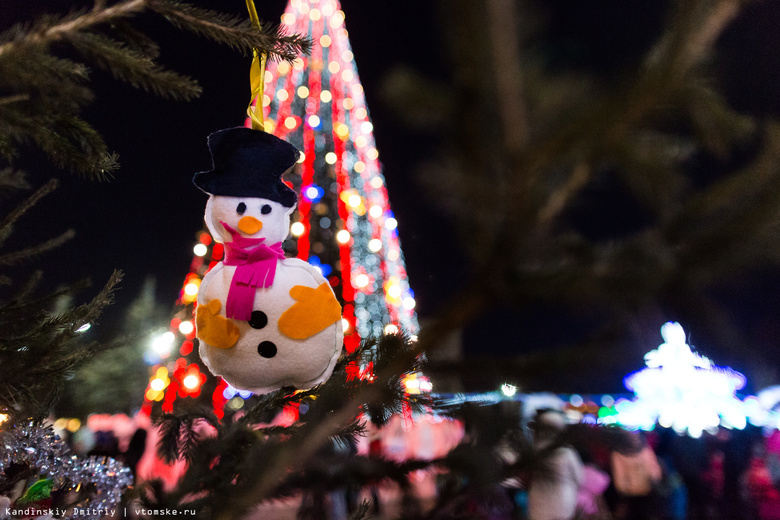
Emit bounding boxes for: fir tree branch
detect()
[62,31,201,101]
[145,0,312,61]
[0,1,147,58]
[0,229,76,267]
[0,179,58,245]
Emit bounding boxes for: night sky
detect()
[5,1,780,393]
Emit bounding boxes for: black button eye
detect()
[249,311,268,329]
[258,341,277,358]
[261,204,272,215]
[236,202,247,215]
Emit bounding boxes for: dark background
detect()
[4,0,780,394]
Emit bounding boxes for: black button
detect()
[257,341,277,358]
[249,310,268,329]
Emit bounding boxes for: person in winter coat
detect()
[527,410,584,520]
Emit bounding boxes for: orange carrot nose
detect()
[238,216,263,234]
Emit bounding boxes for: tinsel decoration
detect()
[0,423,133,519]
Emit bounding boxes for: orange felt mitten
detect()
[196,299,240,349]
[278,283,342,340]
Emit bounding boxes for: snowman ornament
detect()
[193,127,343,394]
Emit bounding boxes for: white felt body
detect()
[198,257,343,394]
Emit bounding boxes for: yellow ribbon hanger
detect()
[246,0,267,131]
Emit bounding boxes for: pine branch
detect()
[0,179,58,243]
[146,0,312,61]
[62,31,201,101]
[0,169,30,199]
[0,229,76,267]
[0,271,122,422]
[0,0,311,177]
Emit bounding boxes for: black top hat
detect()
[193,127,300,207]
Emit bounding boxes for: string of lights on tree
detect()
[140,0,422,417]
[263,0,419,351]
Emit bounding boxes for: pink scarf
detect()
[221,222,285,320]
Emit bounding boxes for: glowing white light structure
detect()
[605,322,749,437]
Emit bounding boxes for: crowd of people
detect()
[56,409,780,520]
[520,409,780,520]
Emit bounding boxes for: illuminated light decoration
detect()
[178,320,194,335]
[297,86,310,98]
[76,323,91,333]
[290,222,306,236]
[308,115,322,128]
[368,238,382,252]
[361,121,373,133]
[304,184,325,201]
[386,282,402,300]
[336,230,351,244]
[307,255,332,276]
[183,374,200,390]
[403,372,432,395]
[501,383,517,397]
[223,384,253,400]
[145,367,170,401]
[325,152,337,164]
[184,281,199,296]
[180,340,194,356]
[385,217,398,231]
[0,413,8,425]
[368,205,383,219]
[66,418,81,433]
[384,324,399,335]
[227,397,245,411]
[347,194,362,208]
[321,0,335,16]
[607,322,750,437]
[284,116,298,129]
[282,12,296,25]
[151,331,175,357]
[335,123,349,139]
[354,273,370,288]
[297,152,306,164]
[370,176,383,189]
[320,34,332,47]
[402,296,416,310]
[277,89,289,102]
[175,362,207,398]
[367,147,379,160]
[341,318,350,331]
[193,243,208,257]
[321,90,332,103]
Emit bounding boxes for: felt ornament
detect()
[194,127,344,394]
